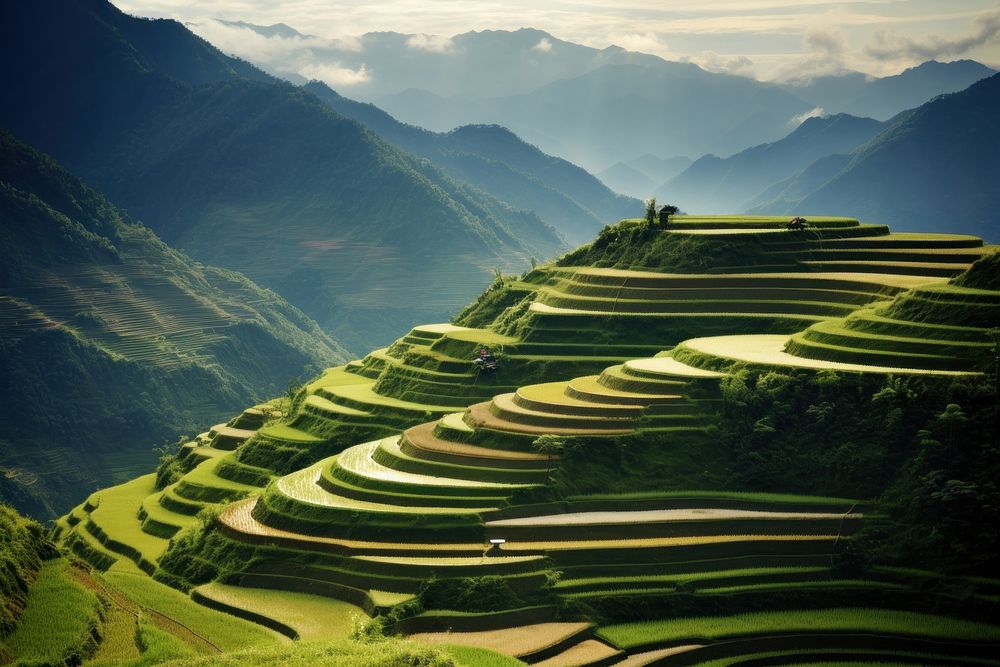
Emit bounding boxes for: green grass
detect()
[0,560,102,665]
[323,382,459,413]
[102,568,282,651]
[86,474,171,563]
[194,583,366,640]
[0,504,49,635]
[336,440,525,492]
[258,424,323,444]
[177,456,267,498]
[88,603,141,664]
[554,566,828,589]
[694,579,906,594]
[439,412,474,433]
[598,608,1000,648]
[667,215,860,227]
[87,618,199,667]
[156,638,457,666]
[369,590,417,607]
[277,459,496,514]
[446,643,527,666]
[141,492,199,532]
[568,490,859,505]
[676,334,972,376]
[687,649,1000,667]
[305,366,375,394]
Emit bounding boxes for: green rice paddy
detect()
[598,608,1000,648]
[0,560,102,665]
[43,217,1000,665]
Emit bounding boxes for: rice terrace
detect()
[8,212,999,666]
[2,0,1000,665]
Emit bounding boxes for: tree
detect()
[658,204,679,227]
[532,434,568,480]
[644,198,657,229]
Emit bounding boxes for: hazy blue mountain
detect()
[0,0,565,353]
[757,74,1000,240]
[626,154,693,185]
[662,114,884,212]
[743,153,853,214]
[596,162,658,199]
[783,60,996,121]
[304,81,639,244]
[0,130,346,517]
[217,19,304,40]
[378,63,813,171]
[279,28,664,101]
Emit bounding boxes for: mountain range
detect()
[761,73,1000,241]
[0,0,574,353]
[0,130,346,517]
[781,60,997,121]
[203,21,995,176]
[375,63,814,171]
[303,82,638,244]
[660,72,1000,241]
[597,155,693,199]
[662,113,885,213]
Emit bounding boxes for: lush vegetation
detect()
[598,608,1000,647]
[306,81,638,246]
[14,207,1000,665]
[855,388,1000,574]
[0,505,52,635]
[557,219,768,271]
[0,0,566,353]
[0,130,346,519]
[954,250,1000,290]
[155,638,467,667]
[0,560,103,665]
[3,3,997,666]
[102,566,280,651]
[778,73,1000,240]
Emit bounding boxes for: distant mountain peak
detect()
[215,19,307,40]
[449,123,519,140]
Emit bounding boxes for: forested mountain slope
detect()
[0,131,346,518]
[663,113,884,212]
[775,73,1000,240]
[49,215,1000,665]
[0,0,565,352]
[782,60,996,121]
[304,82,638,244]
[379,62,814,170]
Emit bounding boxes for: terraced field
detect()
[54,216,1000,664]
[6,254,245,371]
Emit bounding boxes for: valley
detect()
[28,216,1000,665]
[2,1,999,664]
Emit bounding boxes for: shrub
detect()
[419,576,524,612]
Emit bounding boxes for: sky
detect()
[115,0,1000,82]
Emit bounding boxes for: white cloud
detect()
[609,31,670,56]
[770,25,851,82]
[299,62,370,86]
[330,34,365,52]
[696,51,756,76]
[405,33,455,53]
[118,0,1000,84]
[533,37,553,52]
[805,26,847,56]
[789,106,827,127]
[188,19,320,63]
[866,9,1000,61]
